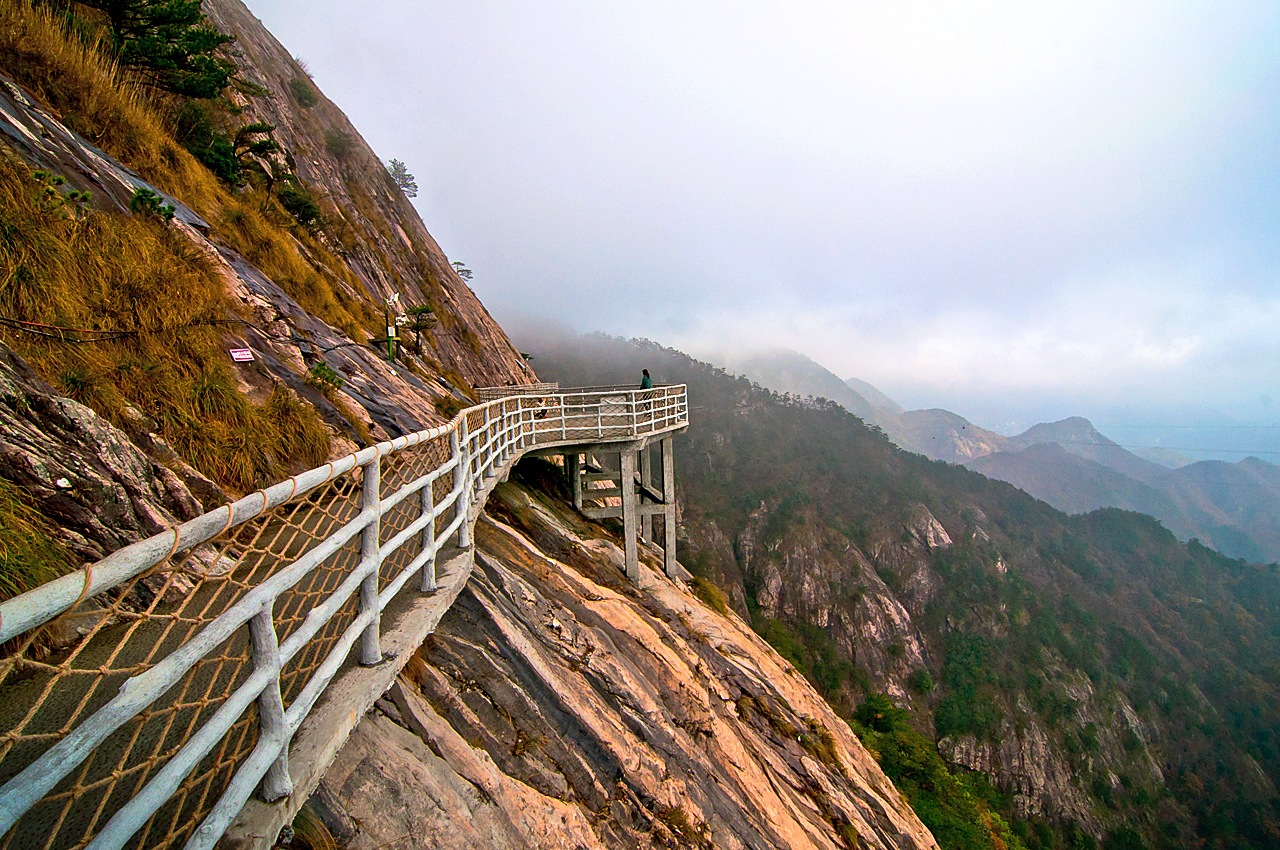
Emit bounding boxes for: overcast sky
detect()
[247,1,1280,441]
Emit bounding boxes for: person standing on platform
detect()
[640,369,653,389]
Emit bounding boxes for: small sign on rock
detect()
[230,348,254,362]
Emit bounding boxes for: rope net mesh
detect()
[0,430,452,850]
[0,386,687,850]
[376,436,456,595]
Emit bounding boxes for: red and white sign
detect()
[229,348,255,362]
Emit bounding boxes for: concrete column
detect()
[639,444,653,541]
[566,452,582,511]
[661,436,677,578]
[620,448,640,582]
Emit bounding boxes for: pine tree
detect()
[386,158,418,198]
[78,0,236,98]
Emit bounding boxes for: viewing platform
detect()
[0,383,688,850]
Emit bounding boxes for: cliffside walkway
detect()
[0,384,688,850]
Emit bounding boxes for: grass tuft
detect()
[0,477,76,601]
[689,575,731,616]
[214,196,373,339]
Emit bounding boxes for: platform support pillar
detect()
[566,452,582,510]
[640,444,654,542]
[621,448,640,582]
[661,436,677,578]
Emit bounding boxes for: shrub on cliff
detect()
[386,158,417,198]
[853,694,1029,850]
[277,179,321,226]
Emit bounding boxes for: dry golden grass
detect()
[216,197,374,340]
[0,1,419,492]
[0,151,330,493]
[0,1,380,338]
[288,802,340,850]
[0,1,222,212]
[0,478,75,600]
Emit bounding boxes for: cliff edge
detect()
[317,470,939,850]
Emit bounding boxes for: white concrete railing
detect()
[0,384,687,850]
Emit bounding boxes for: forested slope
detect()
[525,331,1280,850]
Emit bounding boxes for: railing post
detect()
[249,603,292,801]
[483,405,494,478]
[503,398,513,460]
[497,399,506,463]
[420,448,438,592]
[457,419,473,548]
[486,404,496,468]
[358,455,382,666]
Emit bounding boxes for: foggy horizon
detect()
[246,1,1280,459]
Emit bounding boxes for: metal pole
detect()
[358,456,382,666]
[248,604,292,801]
[640,443,653,542]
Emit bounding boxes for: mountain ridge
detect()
[726,348,1280,563]
[524,329,1280,849]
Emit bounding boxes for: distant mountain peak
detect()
[721,348,880,422]
[844,375,905,415]
[1015,416,1116,447]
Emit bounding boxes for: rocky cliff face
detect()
[0,345,205,561]
[203,0,529,391]
[317,474,940,850]
[702,494,1160,832]
[738,503,932,703]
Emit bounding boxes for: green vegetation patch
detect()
[756,616,863,709]
[854,694,1028,850]
[689,575,730,616]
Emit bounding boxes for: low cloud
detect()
[250,0,1280,429]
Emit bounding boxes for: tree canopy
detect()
[77,0,236,98]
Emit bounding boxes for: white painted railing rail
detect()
[0,384,687,850]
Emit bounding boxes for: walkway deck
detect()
[0,384,687,850]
